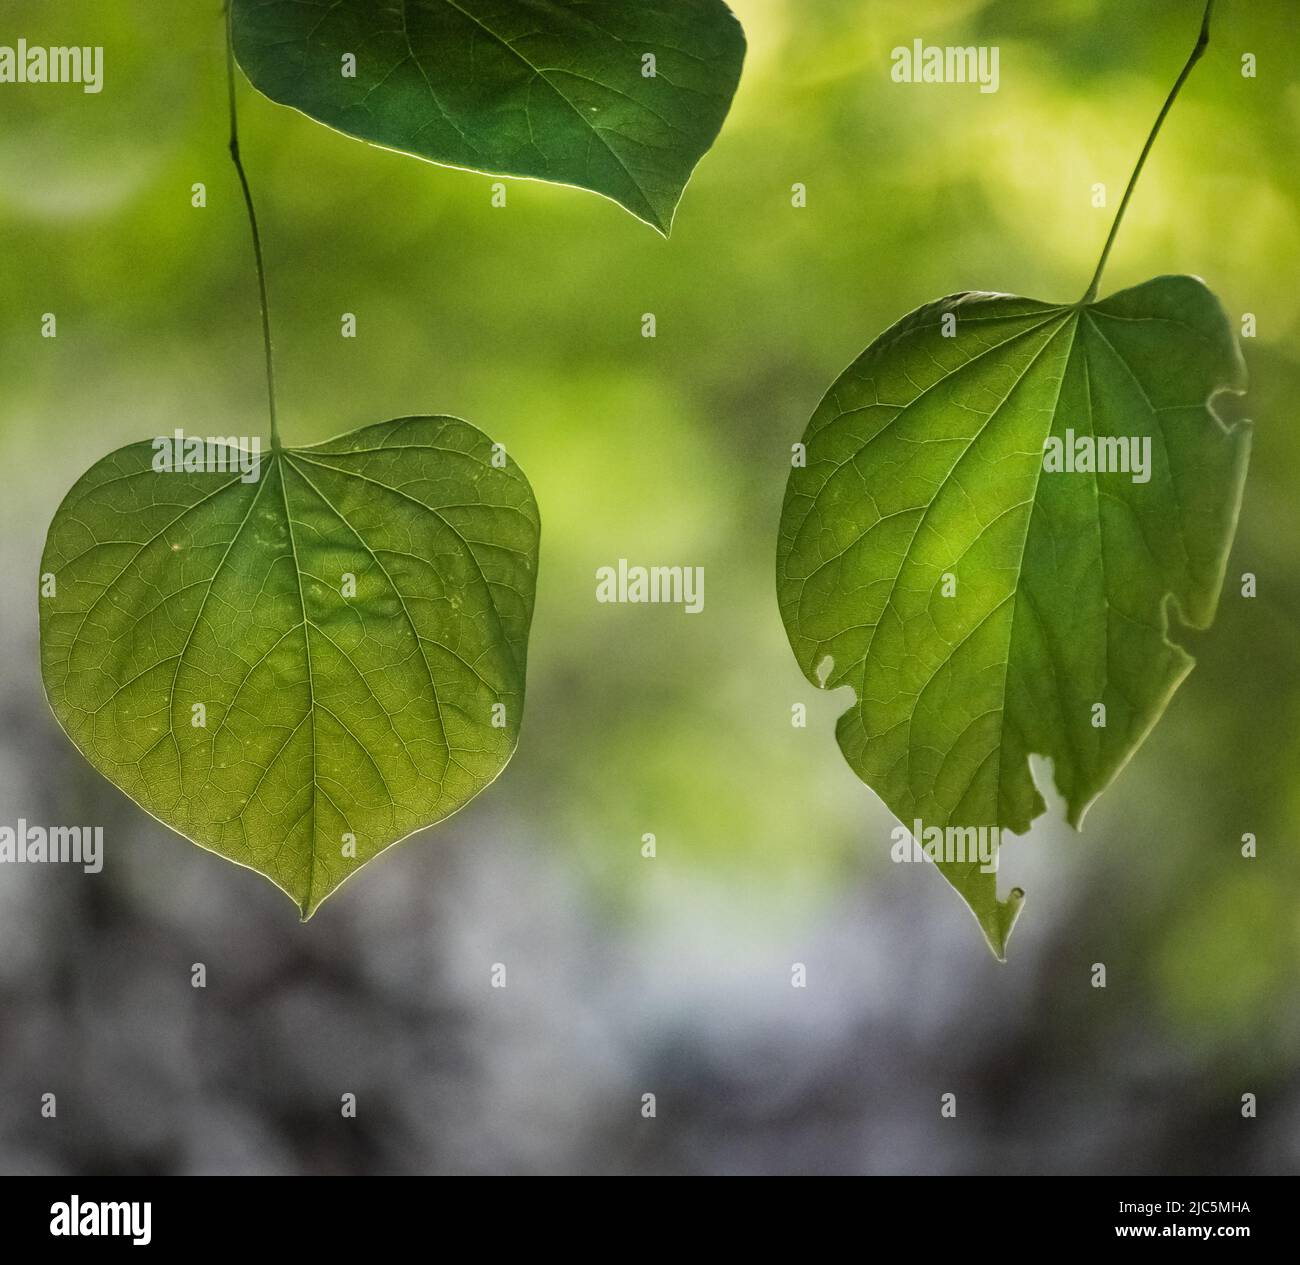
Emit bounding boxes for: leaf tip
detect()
[638,201,674,238]
[980,886,1026,962]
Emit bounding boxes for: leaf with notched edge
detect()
[230,0,747,235]
[40,416,539,916]
[777,276,1249,958]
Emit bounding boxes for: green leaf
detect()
[777,276,1250,958]
[39,416,539,917]
[229,0,746,235]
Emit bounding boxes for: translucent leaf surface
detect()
[40,416,539,915]
[777,276,1249,956]
[230,0,746,234]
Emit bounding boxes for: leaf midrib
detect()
[859,316,1076,819]
[413,0,661,226]
[269,445,509,905]
[276,452,320,910]
[989,312,1082,827]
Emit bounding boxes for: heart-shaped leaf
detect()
[229,0,746,235]
[777,276,1249,957]
[40,416,539,916]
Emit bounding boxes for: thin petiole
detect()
[224,1,279,449]
[1081,0,1214,304]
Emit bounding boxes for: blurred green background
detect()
[0,0,1296,1174]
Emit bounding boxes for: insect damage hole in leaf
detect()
[229,0,747,235]
[776,0,1249,959]
[37,7,541,917]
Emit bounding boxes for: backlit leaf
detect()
[40,416,539,916]
[777,276,1249,957]
[230,0,747,234]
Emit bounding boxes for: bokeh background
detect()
[1,0,1297,1175]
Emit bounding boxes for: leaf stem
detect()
[224,1,279,449]
[1080,0,1213,304]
